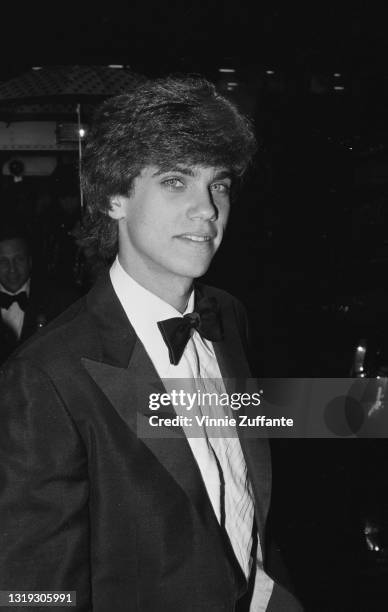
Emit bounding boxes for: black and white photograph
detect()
[0,3,387,610]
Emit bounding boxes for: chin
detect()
[4,283,23,293]
[165,254,215,282]
[178,262,212,280]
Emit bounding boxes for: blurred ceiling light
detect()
[79,128,86,138]
[32,66,42,70]
[266,70,275,75]
[227,82,238,87]
[334,85,345,91]
[219,68,235,73]
[108,64,124,68]
[333,72,341,77]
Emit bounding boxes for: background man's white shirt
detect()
[0,279,30,339]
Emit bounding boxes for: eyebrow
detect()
[152,166,195,177]
[152,167,233,181]
[212,169,233,181]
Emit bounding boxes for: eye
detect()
[161,177,185,190]
[210,182,231,195]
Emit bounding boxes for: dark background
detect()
[2,2,388,609]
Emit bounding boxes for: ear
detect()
[107,195,129,220]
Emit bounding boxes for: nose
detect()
[187,187,217,221]
[10,260,20,275]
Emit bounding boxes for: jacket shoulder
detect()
[13,296,99,370]
[198,282,248,321]
[198,282,245,308]
[198,282,249,349]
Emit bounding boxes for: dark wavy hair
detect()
[81,75,257,260]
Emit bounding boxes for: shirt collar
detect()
[109,257,194,330]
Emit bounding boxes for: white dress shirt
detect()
[110,258,273,610]
[0,279,30,339]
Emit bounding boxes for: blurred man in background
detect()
[0,222,79,363]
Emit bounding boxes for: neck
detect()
[0,279,29,295]
[117,255,192,313]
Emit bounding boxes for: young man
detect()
[0,77,302,611]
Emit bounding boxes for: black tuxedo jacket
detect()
[0,273,302,611]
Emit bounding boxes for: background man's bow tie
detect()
[157,296,223,365]
[0,291,28,311]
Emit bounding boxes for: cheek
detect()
[124,211,166,253]
[218,206,230,231]
[132,200,166,231]
[16,260,28,274]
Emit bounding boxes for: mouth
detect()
[177,233,215,243]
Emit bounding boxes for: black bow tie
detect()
[0,291,28,311]
[157,296,223,366]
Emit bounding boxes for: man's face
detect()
[111,165,232,288]
[0,238,31,293]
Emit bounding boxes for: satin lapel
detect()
[240,434,272,545]
[200,284,272,544]
[85,272,138,368]
[20,279,48,342]
[83,274,214,520]
[20,291,39,342]
[82,348,217,522]
[195,282,251,380]
[0,315,17,342]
